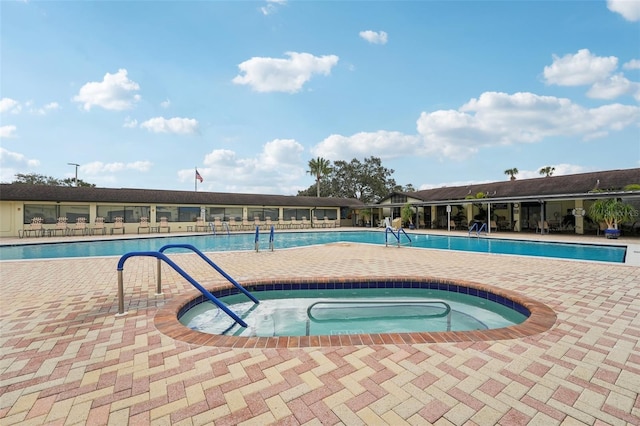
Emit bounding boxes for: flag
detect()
[196,169,203,183]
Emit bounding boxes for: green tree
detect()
[11,173,95,187]
[504,168,518,181]
[307,157,332,197]
[298,156,398,203]
[539,166,555,177]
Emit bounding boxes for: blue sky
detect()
[1,0,639,195]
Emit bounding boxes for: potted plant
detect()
[588,198,638,239]
[401,203,414,229]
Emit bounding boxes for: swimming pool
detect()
[0,230,626,262]
[179,288,528,337]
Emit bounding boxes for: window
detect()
[24,204,89,224]
[96,205,150,223]
[283,208,310,220]
[313,208,337,220]
[206,207,243,221]
[391,194,407,204]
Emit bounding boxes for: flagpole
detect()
[195,167,197,192]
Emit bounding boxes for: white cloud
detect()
[312,91,640,162]
[587,73,640,100]
[543,49,618,86]
[82,161,152,175]
[0,98,21,114]
[607,0,640,21]
[194,138,306,194]
[0,147,40,167]
[0,125,17,138]
[73,69,141,111]
[31,102,60,115]
[313,131,421,161]
[160,99,171,108]
[623,59,640,70]
[123,117,138,128]
[232,52,339,93]
[261,0,286,15]
[140,117,199,134]
[359,30,388,45]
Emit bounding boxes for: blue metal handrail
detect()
[385,226,412,247]
[468,222,487,237]
[116,251,249,327]
[307,299,451,331]
[158,244,259,304]
[254,226,260,251]
[269,225,275,251]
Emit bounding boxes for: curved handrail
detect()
[385,227,412,247]
[158,244,259,304]
[116,251,248,327]
[307,299,451,322]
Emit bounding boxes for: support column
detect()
[574,200,585,235]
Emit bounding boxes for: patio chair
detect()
[138,217,150,234]
[264,216,274,229]
[213,217,223,232]
[290,217,300,229]
[323,217,334,228]
[195,217,208,232]
[449,220,457,230]
[19,217,44,238]
[490,220,498,232]
[301,217,310,229]
[91,217,106,235]
[51,217,70,237]
[277,217,289,229]
[536,221,550,234]
[228,217,239,231]
[254,216,264,230]
[158,217,170,233]
[68,217,89,236]
[241,218,252,231]
[111,217,125,234]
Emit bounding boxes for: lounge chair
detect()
[213,217,223,232]
[158,217,170,233]
[195,217,208,232]
[490,220,498,232]
[240,218,252,231]
[277,217,288,229]
[301,217,310,229]
[91,217,106,235]
[536,221,550,234]
[19,217,44,238]
[138,217,150,234]
[69,217,89,236]
[228,217,239,231]
[111,217,125,234]
[253,216,264,230]
[51,217,70,237]
[264,217,274,230]
[290,217,300,229]
[323,217,334,228]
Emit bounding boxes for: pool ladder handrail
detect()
[468,222,487,237]
[385,226,412,247]
[116,245,258,328]
[306,299,452,331]
[209,221,231,236]
[254,225,275,252]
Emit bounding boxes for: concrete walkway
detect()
[1,231,639,425]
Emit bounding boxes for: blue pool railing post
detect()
[269,225,275,251]
[255,226,259,252]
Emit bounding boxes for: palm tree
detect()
[539,166,555,177]
[307,157,332,197]
[504,168,519,181]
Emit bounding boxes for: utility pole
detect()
[67,163,80,187]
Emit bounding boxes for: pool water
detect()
[179,288,528,337]
[0,230,626,262]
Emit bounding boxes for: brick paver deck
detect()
[1,231,639,425]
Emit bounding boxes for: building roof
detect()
[378,168,640,206]
[0,184,364,208]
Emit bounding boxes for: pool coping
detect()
[154,276,557,348]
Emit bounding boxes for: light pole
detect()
[67,163,80,187]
